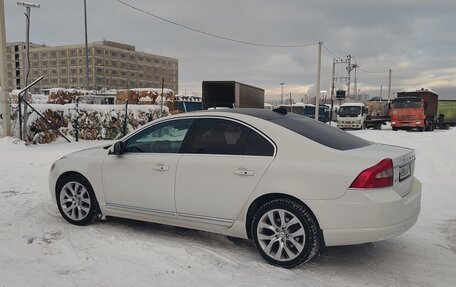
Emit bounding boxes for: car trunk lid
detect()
[346,143,416,197]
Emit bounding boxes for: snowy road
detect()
[1,128,455,287]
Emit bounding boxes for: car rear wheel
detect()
[56,174,98,226]
[251,198,320,268]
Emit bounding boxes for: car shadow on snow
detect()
[93,216,408,270]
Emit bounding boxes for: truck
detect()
[279,103,330,122]
[391,89,438,131]
[437,100,456,128]
[337,99,390,130]
[173,95,203,113]
[202,81,264,109]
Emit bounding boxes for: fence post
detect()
[123,100,128,136]
[75,97,79,142]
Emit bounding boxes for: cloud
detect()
[4,0,456,99]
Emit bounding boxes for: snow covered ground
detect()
[0,128,455,287]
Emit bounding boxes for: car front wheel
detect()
[251,198,320,268]
[56,174,98,226]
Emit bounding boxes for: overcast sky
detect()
[5,0,456,100]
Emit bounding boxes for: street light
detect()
[280,82,284,105]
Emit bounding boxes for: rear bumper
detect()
[310,178,421,246]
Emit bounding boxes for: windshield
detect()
[392,98,421,108]
[338,106,361,117]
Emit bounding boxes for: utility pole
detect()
[289,92,292,112]
[346,55,352,100]
[334,56,352,104]
[387,69,392,103]
[17,1,40,141]
[380,84,383,98]
[280,82,284,105]
[352,64,359,100]
[0,0,11,137]
[83,0,90,91]
[330,57,336,123]
[315,41,322,121]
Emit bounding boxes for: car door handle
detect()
[233,169,254,176]
[153,165,169,171]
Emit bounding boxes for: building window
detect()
[70,59,77,65]
[70,68,77,74]
[51,69,57,76]
[96,58,103,65]
[59,59,68,66]
[41,60,48,67]
[120,53,126,59]
[60,78,68,84]
[60,50,67,57]
[111,51,117,57]
[129,54,135,61]
[121,71,127,77]
[41,51,48,58]
[60,68,68,75]
[70,49,77,57]
[96,48,103,55]
[96,68,103,74]
[51,60,58,67]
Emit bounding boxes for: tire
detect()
[251,198,320,268]
[56,174,99,226]
[392,127,398,131]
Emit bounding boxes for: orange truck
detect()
[391,89,438,131]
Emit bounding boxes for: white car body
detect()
[50,109,421,249]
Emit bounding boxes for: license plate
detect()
[399,163,411,181]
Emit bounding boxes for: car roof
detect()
[185,108,290,120]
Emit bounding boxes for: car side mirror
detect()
[113,141,124,155]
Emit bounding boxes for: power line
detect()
[322,43,343,60]
[114,0,319,48]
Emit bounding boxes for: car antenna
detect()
[272,107,288,115]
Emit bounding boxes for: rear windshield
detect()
[270,114,372,151]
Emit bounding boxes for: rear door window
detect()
[184,118,274,156]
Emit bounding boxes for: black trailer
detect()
[202,81,264,109]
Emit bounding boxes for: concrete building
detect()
[5,40,178,93]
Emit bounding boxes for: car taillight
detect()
[350,159,393,189]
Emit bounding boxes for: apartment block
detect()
[5,40,178,94]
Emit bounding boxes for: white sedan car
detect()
[49,108,421,268]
